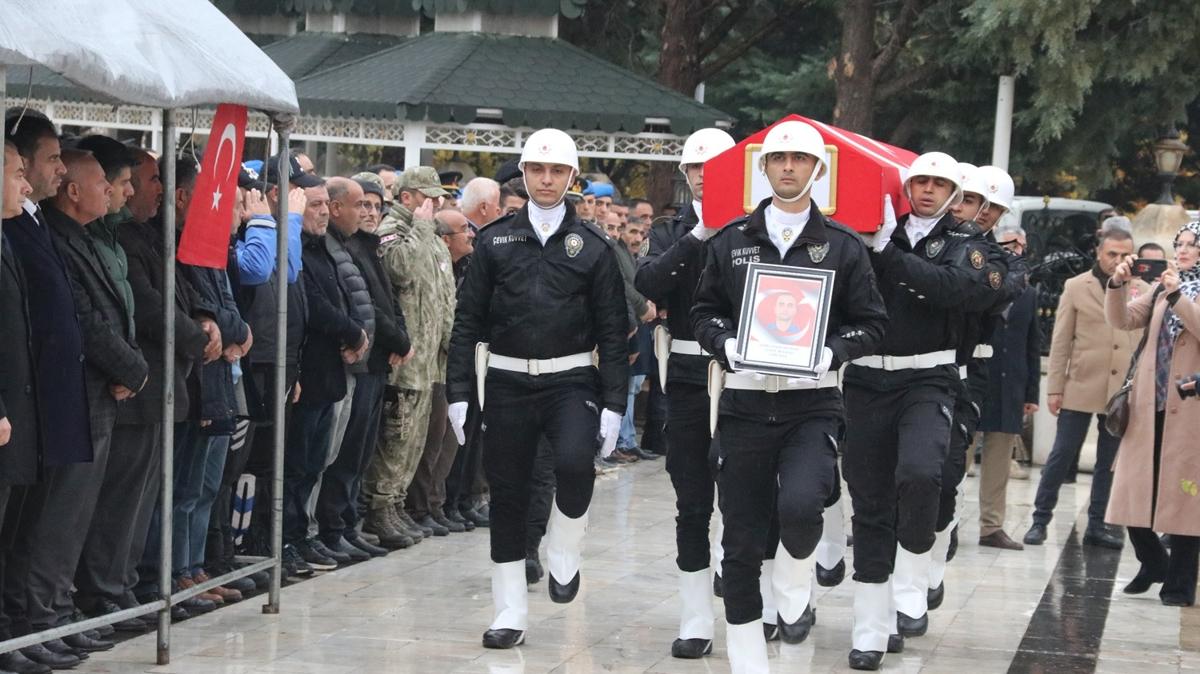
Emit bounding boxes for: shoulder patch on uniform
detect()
[970,249,985,269]
[565,232,584,258]
[379,233,398,246]
[579,221,610,242]
[989,270,1002,289]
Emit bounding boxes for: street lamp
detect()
[1153,125,1189,205]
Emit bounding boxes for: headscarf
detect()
[1164,220,1200,338]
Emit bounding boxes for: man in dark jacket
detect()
[286,180,367,572]
[40,149,147,649]
[977,226,1040,549]
[2,111,95,670]
[318,177,409,555]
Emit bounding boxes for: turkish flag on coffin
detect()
[178,104,248,269]
[701,114,918,233]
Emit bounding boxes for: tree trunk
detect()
[831,0,876,135]
[651,0,706,207]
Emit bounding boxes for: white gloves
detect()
[448,401,468,446]
[598,409,622,458]
[723,338,742,371]
[872,194,898,253]
[813,347,834,376]
[690,221,715,241]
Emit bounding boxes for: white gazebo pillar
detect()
[402,120,427,169]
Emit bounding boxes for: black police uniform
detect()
[634,202,717,575]
[935,230,1027,542]
[446,201,629,566]
[842,212,1006,587]
[691,198,888,627]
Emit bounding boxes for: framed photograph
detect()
[734,262,836,378]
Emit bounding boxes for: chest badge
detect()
[565,233,584,258]
[808,242,829,264]
[925,238,945,258]
[970,249,986,269]
[782,227,794,243]
[989,270,1002,289]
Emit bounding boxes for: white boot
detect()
[892,547,930,637]
[712,501,725,589]
[771,542,816,643]
[672,569,715,658]
[927,526,953,599]
[483,561,527,649]
[726,620,770,674]
[546,502,588,603]
[760,558,778,640]
[851,579,890,653]
[815,495,846,570]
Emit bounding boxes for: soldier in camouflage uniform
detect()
[363,167,457,544]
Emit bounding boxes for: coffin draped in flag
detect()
[178,103,248,268]
[701,114,918,233]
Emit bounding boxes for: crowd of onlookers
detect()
[0,107,678,673]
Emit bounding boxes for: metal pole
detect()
[1,65,7,269]
[991,75,1015,172]
[157,108,177,666]
[264,119,291,614]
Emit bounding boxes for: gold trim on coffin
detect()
[743,144,839,216]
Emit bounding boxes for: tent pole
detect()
[264,117,292,615]
[157,108,178,666]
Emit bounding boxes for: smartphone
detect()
[1132,258,1168,283]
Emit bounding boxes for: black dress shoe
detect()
[887,633,905,653]
[816,559,845,587]
[327,536,371,562]
[463,507,490,528]
[630,446,662,461]
[309,538,352,564]
[41,639,86,659]
[1023,523,1047,546]
[548,571,580,603]
[171,605,191,621]
[763,621,780,642]
[431,510,466,533]
[1161,593,1194,607]
[670,637,712,658]
[927,582,945,610]
[482,628,525,649]
[416,514,449,537]
[979,530,1025,550]
[445,508,476,531]
[525,557,544,584]
[346,534,389,557]
[1083,527,1124,550]
[712,573,724,598]
[20,644,80,669]
[88,598,152,633]
[947,525,959,561]
[848,649,884,671]
[778,605,816,644]
[0,650,52,674]
[63,632,114,652]
[1123,566,1167,594]
[896,611,928,637]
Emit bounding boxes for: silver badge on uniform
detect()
[808,242,829,264]
[565,233,584,258]
[925,238,945,258]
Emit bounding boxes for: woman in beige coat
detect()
[1105,221,1200,607]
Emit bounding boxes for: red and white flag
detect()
[178,104,247,268]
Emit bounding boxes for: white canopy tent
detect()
[0,0,297,664]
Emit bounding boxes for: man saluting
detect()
[446,128,629,650]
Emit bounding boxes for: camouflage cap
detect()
[396,166,449,199]
[352,171,390,202]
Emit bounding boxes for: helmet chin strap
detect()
[527,168,577,209]
[905,182,962,220]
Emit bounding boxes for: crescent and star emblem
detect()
[210,122,239,211]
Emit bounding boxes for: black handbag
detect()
[1104,286,1163,437]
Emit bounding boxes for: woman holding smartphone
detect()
[1105,221,1200,607]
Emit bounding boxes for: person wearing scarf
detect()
[1104,221,1200,607]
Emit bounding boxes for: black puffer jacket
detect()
[327,228,375,374]
[299,232,365,404]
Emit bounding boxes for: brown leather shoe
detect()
[178,575,226,604]
[194,571,243,602]
[979,530,1024,550]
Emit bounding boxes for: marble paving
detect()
[74,462,1197,673]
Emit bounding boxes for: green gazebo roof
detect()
[293,31,733,134]
[260,31,407,79]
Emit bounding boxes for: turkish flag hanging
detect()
[178,104,247,268]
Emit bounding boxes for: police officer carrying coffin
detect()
[843,152,1006,671]
[446,128,629,650]
[923,163,1025,609]
[691,120,888,673]
[634,127,735,660]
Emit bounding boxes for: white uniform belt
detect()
[669,340,709,357]
[852,350,957,371]
[973,344,994,359]
[488,352,593,376]
[724,371,840,393]
[959,365,968,380]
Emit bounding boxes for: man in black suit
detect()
[38,148,148,648]
[3,111,99,671]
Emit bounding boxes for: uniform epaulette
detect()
[710,215,750,239]
[822,217,863,240]
[579,220,610,242]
